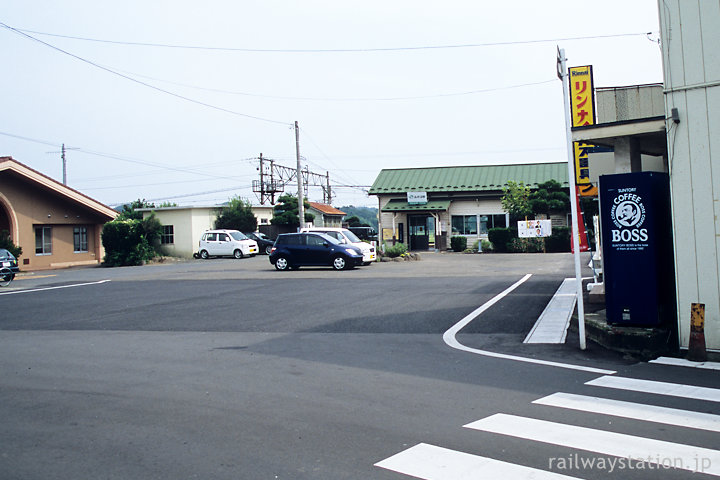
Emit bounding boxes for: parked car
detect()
[269,232,363,271]
[198,229,258,259]
[299,227,376,265]
[244,231,274,255]
[0,249,19,286]
[348,226,378,242]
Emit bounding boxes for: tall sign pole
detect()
[295,121,305,231]
[558,47,587,350]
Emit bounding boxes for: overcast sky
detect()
[1,1,663,208]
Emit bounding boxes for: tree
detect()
[101,213,163,266]
[0,230,22,259]
[529,180,570,216]
[501,181,532,222]
[215,196,257,232]
[117,199,155,221]
[271,194,315,227]
[344,215,369,227]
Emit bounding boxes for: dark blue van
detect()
[269,232,363,271]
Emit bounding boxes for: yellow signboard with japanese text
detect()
[569,65,598,197]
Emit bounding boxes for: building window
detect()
[479,214,507,234]
[73,227,88,252]
[161,225,174,244]
[451,215,478,235]
[35,226,52,255]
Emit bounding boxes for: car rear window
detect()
[277,235,302,245]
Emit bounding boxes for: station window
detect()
[35,226,52,255]
[451,215,478,235]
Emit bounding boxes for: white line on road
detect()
[375,443,583,480]
[650,356,720,370]
[534,392,720,432]
[0,279,111,295]
[465,413,720,476]
[442,274,616,375]
[586,375,720,403]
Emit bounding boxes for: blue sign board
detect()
[599,172,676,327]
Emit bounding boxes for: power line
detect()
[15,27,651,53]
[0,22,293,127]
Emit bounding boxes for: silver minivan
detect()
[198,229,258,259]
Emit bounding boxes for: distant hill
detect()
[340,206,378,230]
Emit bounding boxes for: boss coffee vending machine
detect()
[599,172,676,327]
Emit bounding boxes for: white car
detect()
[198,229,258,259]
[300,227,376,265]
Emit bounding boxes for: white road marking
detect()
[442,274,616,375]
[375,443,582,479]
[524,278,577,344]
[465,414,720,476]
[586,375,720,403]
[650,356,720,371]
[0,279,111,295]
[534,392,720,432]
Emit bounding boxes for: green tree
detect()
[501,181,532,222]
[117,198,155,221]
[529,180,570,216]
[215,196,257,232]
[271,194,314,227]
[344,215,369,227]
[0,230,22,258]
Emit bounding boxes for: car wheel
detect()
[274,256,290,271]
[200,250,210,259]
[265,245,273,255]
[233,249,244,259]
[332,255,348,270]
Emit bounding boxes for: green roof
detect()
[369,163,569,195]
[381,199,451,212]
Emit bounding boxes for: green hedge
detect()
[102,215,162,266]
[450,236,467,252]
[546,226,570,252]
[488,228,512,252]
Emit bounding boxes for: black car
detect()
[269,232,363,271]
[244,232,275,255]
[0,248,20,286]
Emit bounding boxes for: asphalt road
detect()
[1,253,718,480]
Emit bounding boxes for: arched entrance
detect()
[0,200,11,237]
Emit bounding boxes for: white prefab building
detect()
[659,1,720,352]
[138,205,273,258]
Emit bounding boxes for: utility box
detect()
[599,172,676,326]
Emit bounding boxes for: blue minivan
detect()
[269,232,363,271]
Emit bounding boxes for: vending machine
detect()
[599,172,676,326]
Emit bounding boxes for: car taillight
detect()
[270,247,276,253]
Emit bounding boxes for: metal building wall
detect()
[659,0,720,350]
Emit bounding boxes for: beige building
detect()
[307,202,346,228]
[0,157,117,270]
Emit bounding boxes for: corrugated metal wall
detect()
[659,0,720,350]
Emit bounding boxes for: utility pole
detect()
[558,46,587,350]
[325,171,332,204]
[259,153,264,204]
[295,121,304,230]
[46,143,78,185]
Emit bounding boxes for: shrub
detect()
[0,230,22,259]
[384,242,408,258]
[508,237,545,253]
[488,228,512,252]
[481,239,492,252]
[102,215,162,267]
[450,236,467,252]
[546,226,570,252]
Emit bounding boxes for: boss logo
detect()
[609,189,648,244]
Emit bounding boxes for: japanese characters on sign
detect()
[569,65,598,197]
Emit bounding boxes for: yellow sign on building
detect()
[569,65,598,197]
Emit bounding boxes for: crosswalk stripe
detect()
[533,392,720,432]
[375,443,583,479]
[586,375,720,402]
[465,414,720,476]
